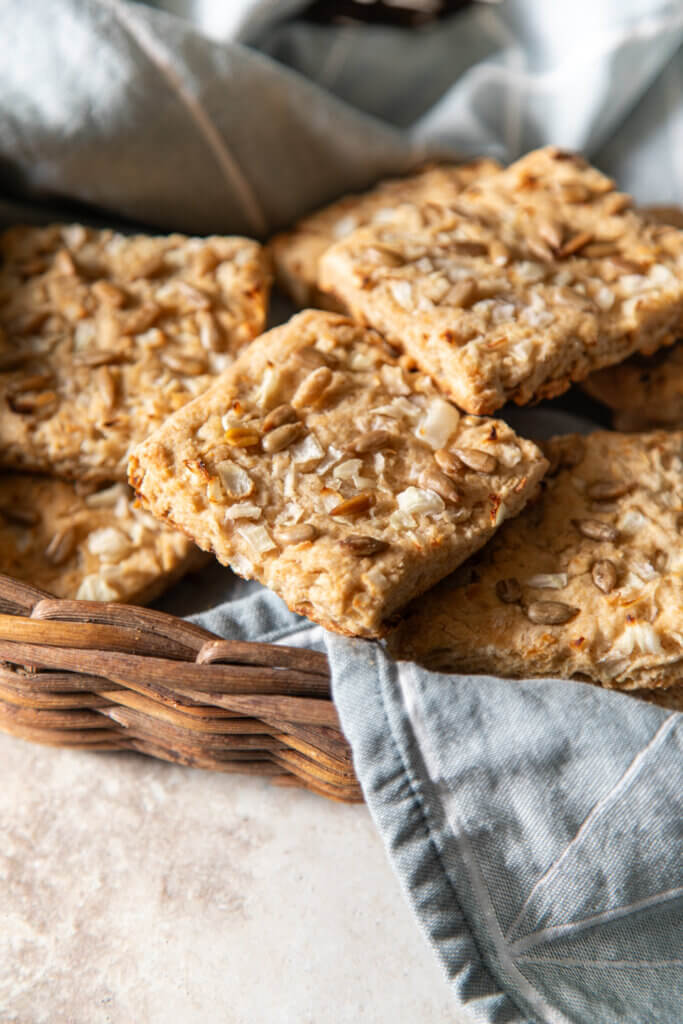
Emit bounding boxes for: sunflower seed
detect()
[329,493,375,518]
[97,366,116,409]
[573,518,618,542]
[261,422,305,453]
[592,559,617,593]
[348,429,394,455]
[453,447,497,474]
[341,535,389,556]
[447,278,477,308]
[526,601,578,625]
[92,280,126,307]
[263,404,297,432]
[8,390,58,415]
[277,524,318,545]
[586,480,632,501]
[434,449,462,478]
[418,468,461,505]
[162,352,208,376]
[45,525,77,565]
[537,219,563,250]
[496,577,522,604]
[224,426,261,448]
[292,366,333,408]
[557,231,593,258]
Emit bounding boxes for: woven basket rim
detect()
[0,574,361,803]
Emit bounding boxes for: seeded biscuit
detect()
[390,430,683,693]
[0,476,205,603]
[583,341,683,431]
[320,147,683,414]
[269,159,501,309]
[0,224,271,481]
[129,310,547,638]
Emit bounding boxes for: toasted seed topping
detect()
[434,449,462,478]
[526,572,568,590]
[74,350,127,368]
[592,559,617,594]
[573,518,618,542]
[537,219,563,250]
[45,525,77,566]
[262,404,297,432]
[447,278,477,308]
[262,422,305,453]
[162,352,208,376]
[277,523,318,545]
[453,447,497,474]
[292,366,333,409]
[329,493,375,518]
[586,480,632,501]
[8,390,58,415]
[557,231,593,258]
[341,535,389,556]
[496,577,522,604]
[224,426,261,448]
[418,468,461,505]
[97,366,116,409]
[0,505,40,527]
[349,429,394,454]
[9,373,55,394]
[526,600,578,625]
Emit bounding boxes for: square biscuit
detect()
[268,159,501,309]
[0,476,206,604]
[583,341,683,431]
[320,147,683,414]
[0,225,271,481]
[390,430,683,692]
[129,310,547,637]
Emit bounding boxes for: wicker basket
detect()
[0,575,362,803]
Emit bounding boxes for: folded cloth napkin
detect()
[1,2,681,1021]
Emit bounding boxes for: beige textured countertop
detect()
[0,731,472,1023]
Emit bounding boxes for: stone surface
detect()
[0,732,468,1023]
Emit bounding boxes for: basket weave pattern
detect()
[0,576,361,803]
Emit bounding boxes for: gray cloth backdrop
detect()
[1,2,681,1022]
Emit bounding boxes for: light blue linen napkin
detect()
[1,3,681,1020]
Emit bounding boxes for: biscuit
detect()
[390,430,683,692]
[583,341,683,431]
[129,310,547,637]
[269,159,501,309]
[320,147,683,414]
[0,476,205,603]
[0,225,270,481]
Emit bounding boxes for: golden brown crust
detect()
[130,309,547,638]
[320,147,683,414]
[0,224,271,481]
[268,159,501,309]
[0,475,206,603]
[390,430,683,691]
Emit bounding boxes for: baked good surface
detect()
[583,341,683,431]
[0,225,271,481]
[130,309,547,637]
[320,147,683,414]
[269,159,501,309]
[0,475,205,603]
[390,430,683,692]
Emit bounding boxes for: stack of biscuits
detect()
[4,148,683,708]
[0,224,271,603]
